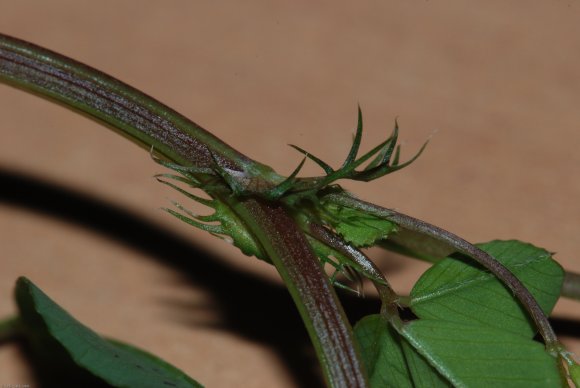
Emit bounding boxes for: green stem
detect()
[0,33,368,387]
[0,33,278,181]
[231,198,368,387]
[307,223,398,311]
[324,192,560,350]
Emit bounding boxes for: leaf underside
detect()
[355,240,564,388]
[410,240,564,338]
[355,315,449,388]
[401,319,561,388]
[15,277,202,388]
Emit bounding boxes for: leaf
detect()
[322,202,398,247]
[379,227,455,263]
[400,320,562,387]
[354,315,413,387]
[354,315,448,388]
[409,240,564,337]
[569,360,580,388]
[400,338,450,388]
[15,277,203,388]
[355,240,565,387]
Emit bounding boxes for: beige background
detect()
[1,1,579,386]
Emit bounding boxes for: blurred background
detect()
[1,1,579,386]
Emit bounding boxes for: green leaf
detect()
[400,338,450,388]
[379,227,454,263]
[400,320,562,387]
[355,240,565,387]
[570,361,580,388]
[354,314,413,387]
[322,202,398,247]
[15,277,203,387]
[354,315,448,388]
[409,240,564,337]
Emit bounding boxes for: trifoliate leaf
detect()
[355,239,565,388]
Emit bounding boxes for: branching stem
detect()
[0,34,279,182]
[0,33,368,388]
[324,192,560,350]
[308,223,398,315]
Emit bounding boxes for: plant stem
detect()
[0,33,368,387]
[307,223,398,312]
[324,192,560,350]
[0,33,278,182]
[381,236,580,303]
[231,199,368,387]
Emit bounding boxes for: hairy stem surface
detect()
[232,199,368,387]
[0,32,367,387]
[0,34,277,180]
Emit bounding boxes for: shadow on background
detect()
[0,168,386,387]
[2,168,579,386]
